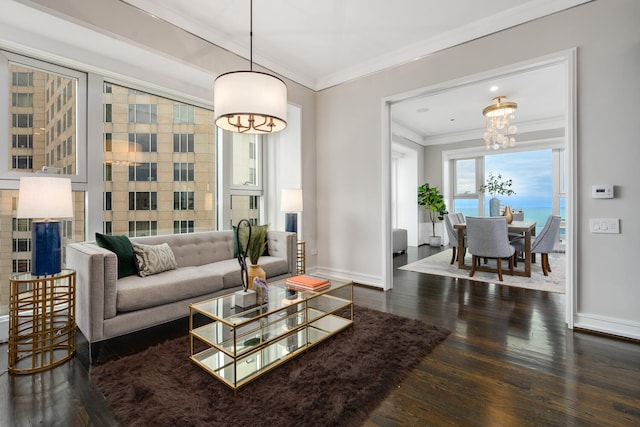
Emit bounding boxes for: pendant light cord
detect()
[249,0,253,71]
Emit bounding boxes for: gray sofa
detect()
[66,230,296,358]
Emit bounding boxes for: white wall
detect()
[266,104,303,237]
[391,140,420,246]
[316,1,640,338]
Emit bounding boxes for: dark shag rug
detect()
[90,306,450,427]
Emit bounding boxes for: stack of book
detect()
[285,275,331,291]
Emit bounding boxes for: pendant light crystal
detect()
[482,96,517,150]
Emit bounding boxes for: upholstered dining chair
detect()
[444,213,466,264]
[466,216,515,281]
[512,215,561,276]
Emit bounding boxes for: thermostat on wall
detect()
[592,184,614,199]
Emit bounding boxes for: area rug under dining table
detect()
[90,305,450,427]
[401,249,565,293]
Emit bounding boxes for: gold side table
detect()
[8,269,76,374]
[296,241,306,275]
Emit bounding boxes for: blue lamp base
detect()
[32,220,62,277]
[285,213,298,234]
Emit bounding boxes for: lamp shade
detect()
[281,188,303,212]
[214,71,287,134]
[17,176,73,219]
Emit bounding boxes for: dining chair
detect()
[444,213,466,264]
[466,216,515,281]
[512,215,561,276]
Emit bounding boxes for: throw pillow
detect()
[131,242,178,277]
[95,233,138,279]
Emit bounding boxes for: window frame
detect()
[0,50,88,182]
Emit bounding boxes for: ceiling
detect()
[391,63,567,146]
[122,0,585,144]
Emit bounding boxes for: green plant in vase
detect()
[418,183,448,246]
[479,172,516,216]
[238,223,269,291]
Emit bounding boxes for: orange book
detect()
[287,282,331,292]
[285,275,330,289]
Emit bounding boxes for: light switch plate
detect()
[590,218,620,234]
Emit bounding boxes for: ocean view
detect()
[454,202,565,236]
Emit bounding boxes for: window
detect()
[104,163,112,181]
[12,238,31,252]
[174,220,194,234]
[12,93,33,107]
[229,195,260,227]
[104,104,112,122]
[104,133,112,152]
[6,60,80,176]
[174,191,194,210]
[128,162,157,181]
[12,71,33,86]
[104,221,112,235]
[12,134,32,148]
[12,155,32,169]
[104,191,112,211]
[173,134,194,152]
[128,104,157,123]
[129,192,157,210]
[452,158,481,216]
[13,259,31,273]
[12,113,32,128]
[129,221,157,237]
[173,104,194,123]
[103,82,215,237]
[231,133,260,187]
[12,218,31,232]
[173,162,194,181]
[1,55,87,324]
[129,133,157,153]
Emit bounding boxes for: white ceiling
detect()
[122,0,584,144]
[392,63,567,145]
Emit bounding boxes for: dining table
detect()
[454,220,537,278]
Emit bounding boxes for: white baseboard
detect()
[309,266,385,289]
[574,312,640,340]
[0,315,8,343]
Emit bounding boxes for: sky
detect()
[485,149,553,208]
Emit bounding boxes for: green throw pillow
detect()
[95,233,138,279]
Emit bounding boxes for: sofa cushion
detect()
[116,267,224,312]
[132,242,178,277]
[95,233,137,278]
[132,231,235,268]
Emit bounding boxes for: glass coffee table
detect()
[189,277,353,392]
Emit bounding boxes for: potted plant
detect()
[479,172,516,216]
[238,223,269,289]
[418,183,448,246]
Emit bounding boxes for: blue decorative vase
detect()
[489,198,501,217]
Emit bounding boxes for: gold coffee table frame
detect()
[189,277,353,393]
[8,269,76,374]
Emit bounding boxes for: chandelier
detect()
[482,96,517,150]
[213,0,287,134]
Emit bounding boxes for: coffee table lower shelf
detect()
[190,313,352,390]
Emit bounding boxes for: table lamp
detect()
[16,176,73,277]
[280,188,303,234]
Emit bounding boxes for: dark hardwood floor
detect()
[2,245,639,426]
